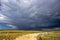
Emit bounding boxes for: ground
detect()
[0,30,60,40]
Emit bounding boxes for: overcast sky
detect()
[0,0,60,30]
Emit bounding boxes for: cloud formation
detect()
[0,0,60,29]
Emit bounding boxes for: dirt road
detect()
[15,33,40,40]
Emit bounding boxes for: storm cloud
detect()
[0,0,60,29]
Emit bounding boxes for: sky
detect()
[0,0,60,30]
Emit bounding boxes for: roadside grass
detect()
[0,30,39,40]
[37,31,60,40]
[0,30,60,40]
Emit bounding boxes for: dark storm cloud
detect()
[0,0,60,29]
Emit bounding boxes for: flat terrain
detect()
[0,30,60,40]
[15,33,40,40]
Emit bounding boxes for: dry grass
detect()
[0,30,60,40]
[37,31,60,40]
[0,30,39,40]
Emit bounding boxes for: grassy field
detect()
[0,30,60,40]
[37,31,60,40]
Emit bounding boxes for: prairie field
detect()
[0,30,60,40]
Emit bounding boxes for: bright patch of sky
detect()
[0,22,16,29]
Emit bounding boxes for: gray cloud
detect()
[0,0,60,29]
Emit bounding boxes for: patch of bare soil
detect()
[15,33,40,40]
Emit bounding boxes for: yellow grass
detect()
[0,30,60,40]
